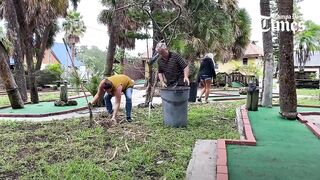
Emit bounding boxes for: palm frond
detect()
[0,26,13,54]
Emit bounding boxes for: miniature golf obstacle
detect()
[60,85,68,102]
[160,87,190,127]
[54,83,78,106]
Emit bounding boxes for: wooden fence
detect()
[215,72,257,87]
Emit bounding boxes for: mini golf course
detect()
[227,107,320,180]
[0,96,93,117]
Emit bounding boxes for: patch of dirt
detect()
[154,149,173,164]
[25,134,48,143]
[19,124,44,131]
[0,171,20,180]
[94,113,126,129]
[134,165,161,179]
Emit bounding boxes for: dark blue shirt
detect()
[198,57,216,80]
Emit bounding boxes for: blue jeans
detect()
[104,88,133,119]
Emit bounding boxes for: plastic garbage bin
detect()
[160,87,190,127]
[188,82,198,102]
[246,83,259,111]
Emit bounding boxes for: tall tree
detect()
[0,27,24,108]
[70,0,80,10]
[25,0,68,103]
[99,0,126,76]
[34,19,61,71]
[3,0,68,103]
[2,0,28,102]
[62,10,86,64]
[78,45,106,75]
[295,21,320,71]
[261,0,274,107]
[99,0,145,76]
[278,0,297,119]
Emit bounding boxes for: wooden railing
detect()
[215,72,257,87]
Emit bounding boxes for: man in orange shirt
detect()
[91,74,134,122]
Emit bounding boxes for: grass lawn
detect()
[296,88,320,96]
[0,92,79,107]
[0,102,241,179]
[270,88,320,106]
[296,89,320,106]
[273,97,320,106]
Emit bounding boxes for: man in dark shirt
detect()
[156,42,190,87]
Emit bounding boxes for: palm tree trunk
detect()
[261,0,274,107]
[35,23,52,71]
[105,29,116,76]
[4,0,28,102]
[104,0,125,77]
[0,45,24,109]
[25,35,39,103]
[278,0,297,119]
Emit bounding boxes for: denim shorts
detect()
[200,75,212,81]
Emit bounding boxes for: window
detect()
[243,58,248,65]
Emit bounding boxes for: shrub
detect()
[36,69,60,87]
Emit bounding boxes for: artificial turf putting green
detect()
[228,107,320,180]
[0,97,92,114]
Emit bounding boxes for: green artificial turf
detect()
[230,82,245,88]
[228,107,320,180]
[0,97,92,114]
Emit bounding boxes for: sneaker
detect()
[126,117,133,123]
[197,98,202,102]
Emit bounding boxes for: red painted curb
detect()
[0,106,88,118]
[217,107,320,180]
[306,122,320,138]
[216,140,228,180]
[296,113,320,139]
[216,106,257,180]
[217,140,226,149]
[217,173,228,180]
[300,112,320,116]
[217,165,228,174]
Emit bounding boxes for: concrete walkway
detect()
[0,89,162,122]
[186,140,217,180]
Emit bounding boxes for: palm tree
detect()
[2,0,68,103]
[99,0,145,76]
[0,27,24,109]
[70,0,80,11]
[35,21,60,71]
[25,0,68,103]
[278,0,297,119]
[62,10,86,64]
[260,0,274,107]
[295,21,320,71]
[1,0,28,102]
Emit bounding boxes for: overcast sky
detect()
[56,0,320,55]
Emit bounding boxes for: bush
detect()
[46,64,63,77]
[36,69,60,87]
[36,64,64,87]
[84,74,101,96]
[309,72,317,80]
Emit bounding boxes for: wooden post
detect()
[60,85,68,103]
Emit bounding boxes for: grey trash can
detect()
[246,83,259,111]
[160,87,190,127]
